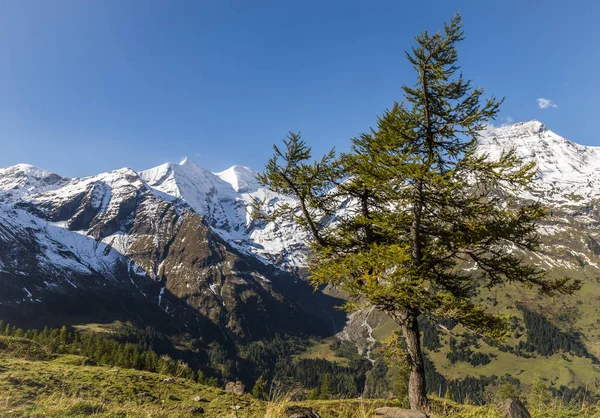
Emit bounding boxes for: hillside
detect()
[4,334,597,418]
[1,120,600,402]
[337,121,600,397]
[0,334,265,417]
[0,334,467,417]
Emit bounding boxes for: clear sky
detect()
[0,1,598,177]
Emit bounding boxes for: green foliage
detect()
[529,375,552,409]
[319,373,334,400]
[446,335,494,366]
[258,13,580,339]
[241,335,371,399]
[307,387,320,400]
[258,13,581,409]
[288,358,369,398]
[518,305,593,359]
[330,339,365,361]
[252,375,268,400]
[486,380,521,404]
[0,322,197,381]
[363,358,392,398]
[381,333,410,405]
[419,316,442,351]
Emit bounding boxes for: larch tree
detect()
[256,15,580,411]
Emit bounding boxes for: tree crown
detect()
[257,14,580,338]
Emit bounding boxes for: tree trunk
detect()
[398,312,429,412]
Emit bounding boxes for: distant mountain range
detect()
[0,152,340,347]
[1,120,600,387]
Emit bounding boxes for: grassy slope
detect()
[0,335,402,418]
[2,335,598,417]
[0,336,263,417]
[363,266,600,390]
[295,338,350,366]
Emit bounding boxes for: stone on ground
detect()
[284,406,322,418]
[374,407,429,418]
[499,398,532,418]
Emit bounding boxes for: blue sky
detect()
[0,1,598,177]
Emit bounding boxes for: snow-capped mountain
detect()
[139,157,309,268]
[0,160,338,342]
[215,164,262,193]
[480,121,600,206]
[0,164,67,199]
[0,120,599,349]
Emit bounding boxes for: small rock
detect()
[225,381,245,396]
[109,369,120,373]
[374,407,429,418]
[162,377,176,383]
[499,398,532,418]
[192,396,208,402]
[284,406,321,418]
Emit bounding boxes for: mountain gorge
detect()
[1,120,600,394]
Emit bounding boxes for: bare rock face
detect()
[374,407,429,418]
[284,406,321,418]
[499,398,532,418]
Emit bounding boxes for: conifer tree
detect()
[251,374,268,400]
[307,387,320,400]
[319,373,334,400]
[257,14,581,411]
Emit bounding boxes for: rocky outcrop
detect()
[499,398,532,418]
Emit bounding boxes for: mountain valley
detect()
[1,120,600,402]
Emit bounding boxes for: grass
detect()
[0,336,264,417]
[72,323,116,335]
[265,396,600,417]
[426,335,600,388]
[295,338,350,366]
[1,335,599,417]
[366,271,600,390]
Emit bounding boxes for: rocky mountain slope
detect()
[1,120,599,389]
[0,160,341,347]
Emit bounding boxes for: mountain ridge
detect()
[1,119,600,394]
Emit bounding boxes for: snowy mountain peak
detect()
[0,163,67,196]
[215,165,261,193]
[512,120,547,133]
[481,120,600,179]
[479,120,600,204]
[139,158,239,218]
[141,158,231,194]
[140,159,305,266]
